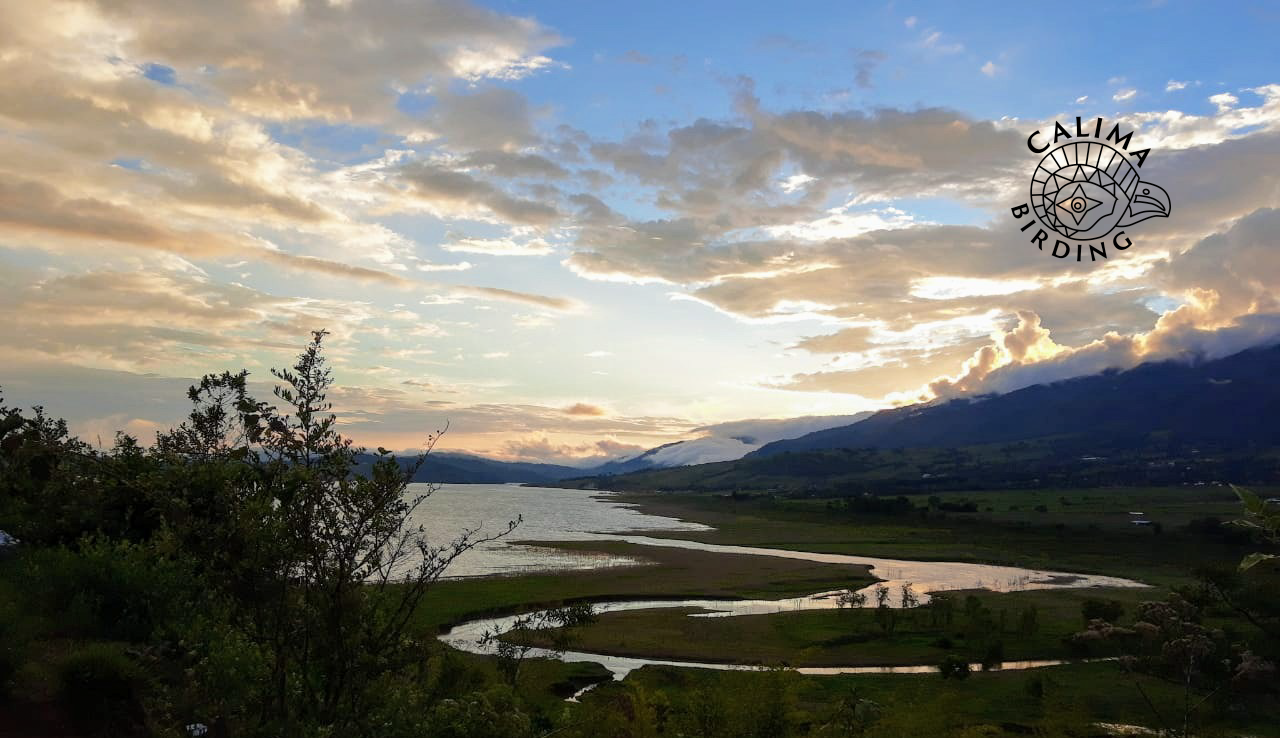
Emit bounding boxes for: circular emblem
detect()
[1030,141,1170,241]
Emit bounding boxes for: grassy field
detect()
[620,660,1279,737]
[610,486,1254,587]
[415,539,876,631]
[516,587,1153,667]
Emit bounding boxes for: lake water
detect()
[424,484,1147,681]
[409,483,710,577]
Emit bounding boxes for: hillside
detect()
[752,344,1280,457]
[566,345,1280,493]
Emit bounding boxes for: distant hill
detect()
[751,344,1280,457]
[356,452,582,485]
[564,344,1280,492]
[589,413,874,474]
[366,413,875,484]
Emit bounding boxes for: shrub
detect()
[1081,598,1124,626]
[21,540,188,642]
[56,643,146,735]
[0,594,26,699]
[980,641,1005,671]
[1025,675,1046,701]
[938,654,971,680]
[0,644,17,700]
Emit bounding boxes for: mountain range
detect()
[750,343,1280,457]
[562,343,1280,491]
[388,344,1280,487]
[379,414,871,484]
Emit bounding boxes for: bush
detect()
[980,641,1005,671]
[0,645,17,700]
[0,594,26,699]
[19,539,189,642]
[1081,598,1124,626]
[938,654,971,680]
[1025,674,1046,701]
[56,643,146,735]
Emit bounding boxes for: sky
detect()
[1,0,1279,464]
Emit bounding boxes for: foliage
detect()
[0,332,518,737]
[1081,597,1125,627]
[835,587,867,609]
[938,654,971,680]
[1232,485,1279,571]
[478,603,596,686]
[56,643,147,735]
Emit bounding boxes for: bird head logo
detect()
[1011,118,1172,262]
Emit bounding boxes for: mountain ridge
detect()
[749,343,1280,458]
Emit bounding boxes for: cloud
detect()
[0,177,418,286]
[442,233,554,256]
[0,266,394,371]
[620,50,654,65]
[1209,92,1238,112]
[640,413,875,466]
[1166,80,1189,92]
[398,161,562,225]
[77,0,561,124]
[918,29,964,54]
[912,208,1280,400]
[450,285,583,311]
[980,61,1001,77]
[498,434,645,465]
[564,403,606,416]
[461,151,569,179]
[853,49,887,88]
[1113,88,1138,102]
[0,0,579,310]
[425,87,540,152]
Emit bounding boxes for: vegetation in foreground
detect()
[1,331,1277,737]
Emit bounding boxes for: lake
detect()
[408,482,710,577]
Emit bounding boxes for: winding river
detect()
[419,484,1147,681]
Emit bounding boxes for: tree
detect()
[899,582,919,609]
[836,586,867,610]
[242,332,521,732]
[146,331,521,735]
[928,594,955,627]
[477,603,596,687]
[813,687,881,737]
[1018,605,1039,636]
[938,655,970,680]
[1232,485,1280,572]
[1082,598,1124,626]
[872,584,896,634]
